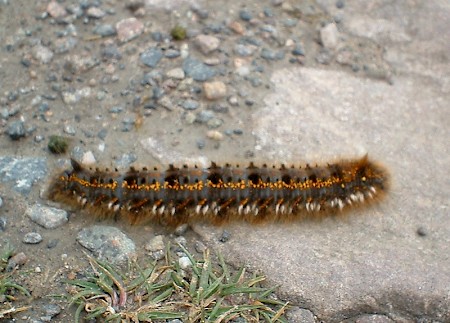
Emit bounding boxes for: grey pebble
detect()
[71,146,85,161]
[54,36,78,54]
[260,24,277,34]
[97,128,108,140]
[61,91,80,104]
[205,22,224,34]
[292,44,305,56]
[140,47,163,68]
[196,139,205,149]
[109,105,124,113]
[165,49,181,58]
[233,129,243,135]
[7,90,18,102]
[0,196,3,208]
[7,105,21,117]
[182,57,216,81]
[1,108,9,119]
[260,48,285,60]
[166,67,185,80]
[32,44,54,64]
[86,7,105,19]
[7,252,27,271]
[174,236,187,246]
[145,235,165,252]
[122,116,136,132]
[179,256,192,269]
[116,17,144,43]
[191,4,209,19]
[101,45,122,60]
[243,36,262,46]
[93,24,116,37]
[336,0,345,9]
[158,96,174,110]
[23,232,43,244]
[47,239,59,249]
[228,96,239,106]
[264,7,274,17]
[185,112,196,124]
[194,241,207,253]
[248,76,262,87]
[417,226,427,237]
[42,304,61,320]
[26,204,68,229]
[77,225,136,265]
[210,103,228,113]
[35,135,45,142]
[63,124,76,135]
[174,223,189,236]
[283,18,298,27]
[196,110,215,123]
[21,58,31,67]
[239,9,253,21]
[234,44,257,57]
[149,250,164,261]
[207,118,223,128]
[152,87,165,100]
[38,102,50,113]
[141,70,162,86]
[219,230,231,243]
[0,216,6,232]
[151,31,163,42]
[316,50,332,65]
[7,120,26,140]
[182,99,200,110]
[245,99,255,106]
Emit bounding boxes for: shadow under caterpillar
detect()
[46,155,389,226]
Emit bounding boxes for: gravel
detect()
[0,0,442,321]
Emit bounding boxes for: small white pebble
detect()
[82,151,96,165]
[179,256,192,269]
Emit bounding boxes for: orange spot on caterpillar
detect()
[46,156,389,226]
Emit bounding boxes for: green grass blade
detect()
[200,274,223,300]
[151,286,174,303]
[74,302,84,323]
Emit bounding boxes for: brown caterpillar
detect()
[46,155,389,226]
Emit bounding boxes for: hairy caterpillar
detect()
[46,155,389,226]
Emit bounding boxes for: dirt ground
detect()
[0,0,448,322]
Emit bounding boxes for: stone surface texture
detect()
[193,1,450,321]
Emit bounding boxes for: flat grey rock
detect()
[194,66,450,321]
[77,225,136,265]
[0,157,47,194]
[26,204,68,229]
